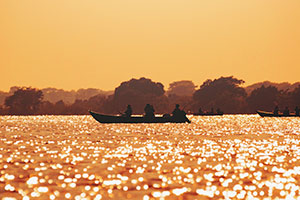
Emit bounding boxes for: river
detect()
[0,115,300,199]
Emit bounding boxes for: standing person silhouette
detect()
[283,106,289,116]
[198,108,203,114]
[273,106,279,115]
[295,106,299,116]
[144,104,155,118]
[216,108,223,114]
[123,105,132,117]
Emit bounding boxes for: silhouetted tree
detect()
[85,94,107,112]
[0,91,9,105]
[277,90,293,110]
[245,81,300,95]
[68,99,88,114]
[0,105,8,115]
[246,85,281,113]
[166,81,196,113]
[167,94,193,113]
[5,87,43,115]
[193,76,247,113]
[75,88,112,100]
[42,88,76,104]
[113,77,166,114]
[38,101,55,115]
[53,100,67,114]
[2,79,300,115]
[290,86,300,108]
[167,80,197,97]
[66,94,108,115]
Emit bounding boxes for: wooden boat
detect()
[89,111,191,123]
[193,113,223,116]
[257,110,300,117]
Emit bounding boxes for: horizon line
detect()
[1,79,300,93]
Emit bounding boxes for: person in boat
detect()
[283,106,289,116]
[123,104,132,117]
[295,106,299,116]
[198,108,203,114]
[216,108,223,114]
[163,113,171,118]
[172,104,187,120]
[273,106,279,115]
[144,104,155,118]
[172,104,181,116]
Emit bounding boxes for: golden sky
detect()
[1,0,300,91]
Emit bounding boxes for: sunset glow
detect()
[1,0,300,91]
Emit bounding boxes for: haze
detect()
[1,0,300,91]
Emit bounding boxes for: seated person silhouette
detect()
[172,104,181,116]
[123,105,132,117]
[216,108,223,114]
[273,106,279,115]
[295,106,300,116]
[172,104,186,119]
[172,104,190,123]
[198,108,203,114]
[283,106,289,116]
[144,104,155,118]
[163,113,171,118]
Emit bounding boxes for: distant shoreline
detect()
[1,77,299,116]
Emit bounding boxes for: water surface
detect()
[1,115,300,199]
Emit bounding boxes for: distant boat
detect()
[89,111,191,123]
[193,113,223,116]
[257,110,300,117]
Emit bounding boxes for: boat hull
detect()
[257,110,300,117]
[193,113,223,116]
[89,111,191,123]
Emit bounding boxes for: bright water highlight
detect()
[0,115,300,199]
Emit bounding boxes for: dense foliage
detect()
[4,87,43,115]
[193,76,247,113]
[167,80,196,97]
[246,85,281,113]
[1,77,299,115]
[113,77,167,114]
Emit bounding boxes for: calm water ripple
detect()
[0,115,300,199]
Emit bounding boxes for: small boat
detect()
[193,113,223,116]
[257,110,300,117]
[89,111,191,123]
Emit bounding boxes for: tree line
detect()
[0,76,300,115]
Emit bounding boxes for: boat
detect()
[193,113,223,116]
[257,110,300,117]
[89,111,191,123]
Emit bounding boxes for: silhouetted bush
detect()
[193,76,247,113]
[5,87,43,115]
[246,85,281,113]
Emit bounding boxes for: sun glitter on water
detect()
[0,115,300,199]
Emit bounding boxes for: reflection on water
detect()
[0,115,300,199]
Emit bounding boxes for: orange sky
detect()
[1,0,300,92]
